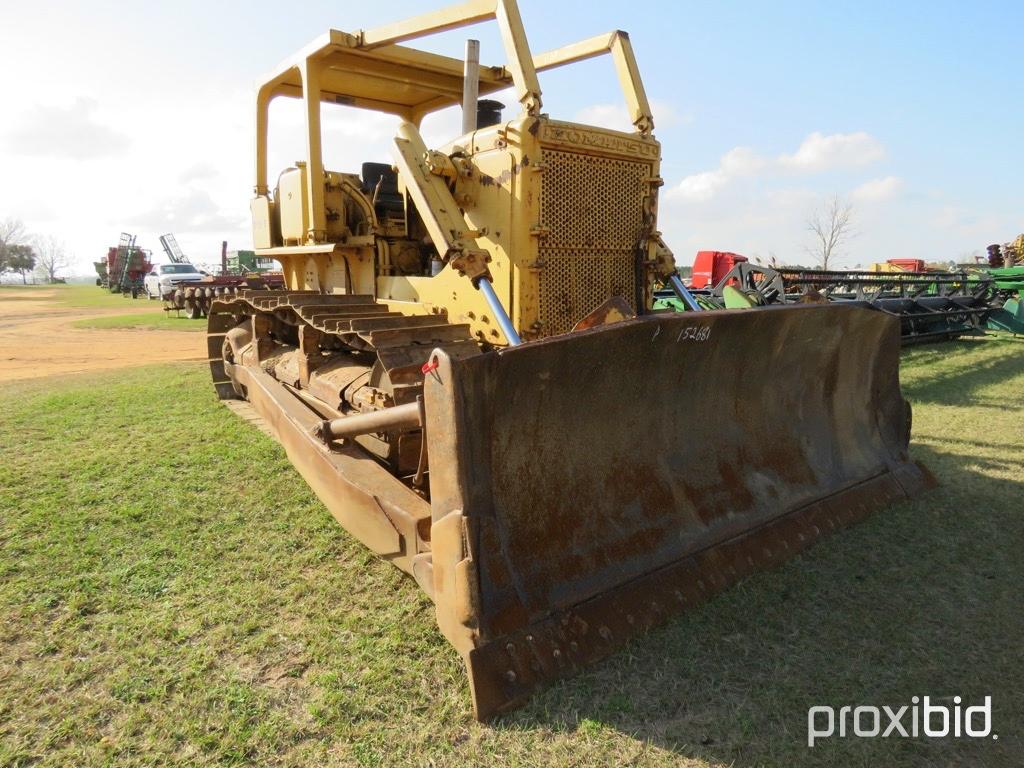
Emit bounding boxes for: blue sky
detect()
[1,0,1021,273]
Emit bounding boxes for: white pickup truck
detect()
[143,263,207,300]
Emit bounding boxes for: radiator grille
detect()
[537,148,650,336]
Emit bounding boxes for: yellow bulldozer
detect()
[207,0,933,719]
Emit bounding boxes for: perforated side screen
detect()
[537,147,650,336]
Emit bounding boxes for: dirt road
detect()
[0,288,205,383]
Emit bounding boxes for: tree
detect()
[805,195,855,270]
[0,217,28,274]
[6,244,37,284]
[34,235,68,284]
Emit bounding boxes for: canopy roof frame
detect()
[253,0,654,244]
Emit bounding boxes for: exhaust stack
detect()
[461,39,480,135]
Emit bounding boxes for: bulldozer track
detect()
[206,289,478,401]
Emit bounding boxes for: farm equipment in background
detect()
[164,274,285,319]
[871,258,926,272]
[987,292,1024,334]
[92,233,152,297]
[162,233,280,277]
[201,0,933,720]
[657,252,1000,343]
[776,266,995,344]
[155,233,285,318]
[227,249,279,274]
[986,235,1023,269]
[689,250,748,288]
[980,265,1024,334]
[984,265,1024,294]
[158,232,189,265]
[973,236,1024,334]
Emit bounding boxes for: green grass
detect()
[0,283,155,310]
[71,313,207,332]
[0,283,155,309]
[0,284,197,328]
[53,284,155,310]
[0,339,1022,766]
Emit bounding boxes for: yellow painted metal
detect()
[533,31,653,134]
[871,262,910,273]
[390,124,480,259]
[277,165,309,243]
[357,0,495,48]
[227,0,936,722]
[251,0,669,345]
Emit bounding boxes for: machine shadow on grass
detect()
[497,444,1023,767]
[495,346,1024,767]
[901,338,1024,409]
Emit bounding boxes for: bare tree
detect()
[0,217,27,248]
[35,235,69,283]
[805,195,855,270]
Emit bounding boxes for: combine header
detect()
[771,266,993,343]
[981,265,1024,334]
[661,252,1000,343]
[206,0,933,719]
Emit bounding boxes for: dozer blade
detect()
[422,303,934,720]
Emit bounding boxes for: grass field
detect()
[54,284,154,310]
[0,284,160,311]
[0,338,1022,767]
[1,284,206,330]
[71,313,207,332]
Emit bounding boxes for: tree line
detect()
[0,217,69,284]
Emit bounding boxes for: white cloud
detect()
[670,145,765,202]
[720,146,766,175]
[573,99,690,133]
[660,182,820,264]
[778,131,884,172]
[659,169,1015,273]
[4,98,130,160]
[930,204,1008,240]
[670,131,886,203]
[852,175,903,202]
[675,170,729,202]
[129,188,247,234]
[575,104,632,132]
[178,162,219,184]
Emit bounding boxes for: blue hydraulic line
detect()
[476,277,522,346]
[668,273,702,312]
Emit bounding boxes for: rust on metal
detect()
[571,295,637,332]
[208,281,935,722]
[423,304,934,719]
[317,401,423,443]
[202,0,936,723]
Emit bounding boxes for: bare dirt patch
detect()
[0,287,205,382]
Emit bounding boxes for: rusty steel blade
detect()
[423,303,934,720]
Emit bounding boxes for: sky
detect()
[1,0,1021,276]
